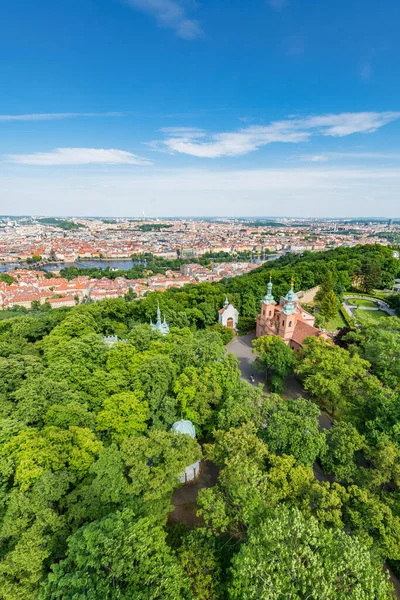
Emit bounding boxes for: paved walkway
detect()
[227,333,333,431]
[343,295,396,317]
[226,332,265,386]
[227,332,400,597]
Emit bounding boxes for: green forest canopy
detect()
[0,243,400,599]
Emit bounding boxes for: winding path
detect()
[227,331,400,597]
[343,295,396,318]
[226,332,333,432]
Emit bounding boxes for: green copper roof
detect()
[282,300,296,315]
[284,285,299,303]
[262,279,276,305]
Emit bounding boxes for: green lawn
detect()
[324,311,347,331]
[354,309,388,322]
[350,298,378,308]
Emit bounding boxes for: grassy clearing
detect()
[351,298,378,308]
[324,311,347,331]
[354,309,388,322]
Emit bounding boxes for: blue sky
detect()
[1,0,400,217]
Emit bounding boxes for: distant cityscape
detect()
[0,215,398,310]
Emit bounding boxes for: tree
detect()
[296,337,370,418]
[253,335,296,393]
[359,258,382,293]
[127,323,153,351]
[216,383,274,431]
[0,273,16,285]
[124,287,137,302]
[121,429,201,507]
[342,484,400,560]
[199,424,313,533]
[361,322,400,388]
[1,425,102,492]
[96,391,149,443]
[40,510,192,600]
[321,422,365,484]
[229,507,393,600]
[319,289,338,321]
[179,529,222,600]
[208,322,235,345]
[315,270,334,302]
[131,353,177,429]
[261,398,326,466]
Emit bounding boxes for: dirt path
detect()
[168,460,219,527]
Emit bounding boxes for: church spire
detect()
[156,302,161,324]
[150,303,170,336]
[262,273,276,305]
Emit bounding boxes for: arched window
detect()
[282,320,285,327]
[289,321,292,327]
[268,310,272,316]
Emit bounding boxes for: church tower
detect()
[256,276,276,337]
[261,276,276,320]
[277,280,297,341]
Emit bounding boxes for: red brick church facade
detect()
[256,278,328,350]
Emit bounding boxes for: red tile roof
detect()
[292,321,319,346]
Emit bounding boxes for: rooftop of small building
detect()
[171,420,196,438]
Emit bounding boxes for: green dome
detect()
[171,420,196,438]
[262,278,276,305]
[284,286,299,303]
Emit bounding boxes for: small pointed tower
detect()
[224,296,229,307]
[161,315,170,335]
[278,279,297,341]
[156,302,162,326]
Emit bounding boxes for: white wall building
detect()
[218,297,239,329]
[170,420,201,483]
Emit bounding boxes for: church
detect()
[218,297,239,329]
[256,278,328,350]
[150,303,170,336]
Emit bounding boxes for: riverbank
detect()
[0,254,279,274]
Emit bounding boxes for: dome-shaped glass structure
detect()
[171,419,196,438]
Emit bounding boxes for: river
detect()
[0,255,279,274]
[0,259,139,273]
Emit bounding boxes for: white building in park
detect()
[218,297,239,329]
[170,419,201,484]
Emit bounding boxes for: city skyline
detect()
[2,0,400,216]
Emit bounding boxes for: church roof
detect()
[262,277,276,305]
[219,302,237,314]
[282,300,297,315]
[284,285,299,303]
[292,321,319,346]
[150,303,169,335]
[171,420,196,438]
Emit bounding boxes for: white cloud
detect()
[0,112,122,122]
[125,0,202,39]
[151,112,400,158]
[2,166,400,217]
[299,112,398,136]
[301,155,329,162]
[301,151,400,162]
[5,148,153,166]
